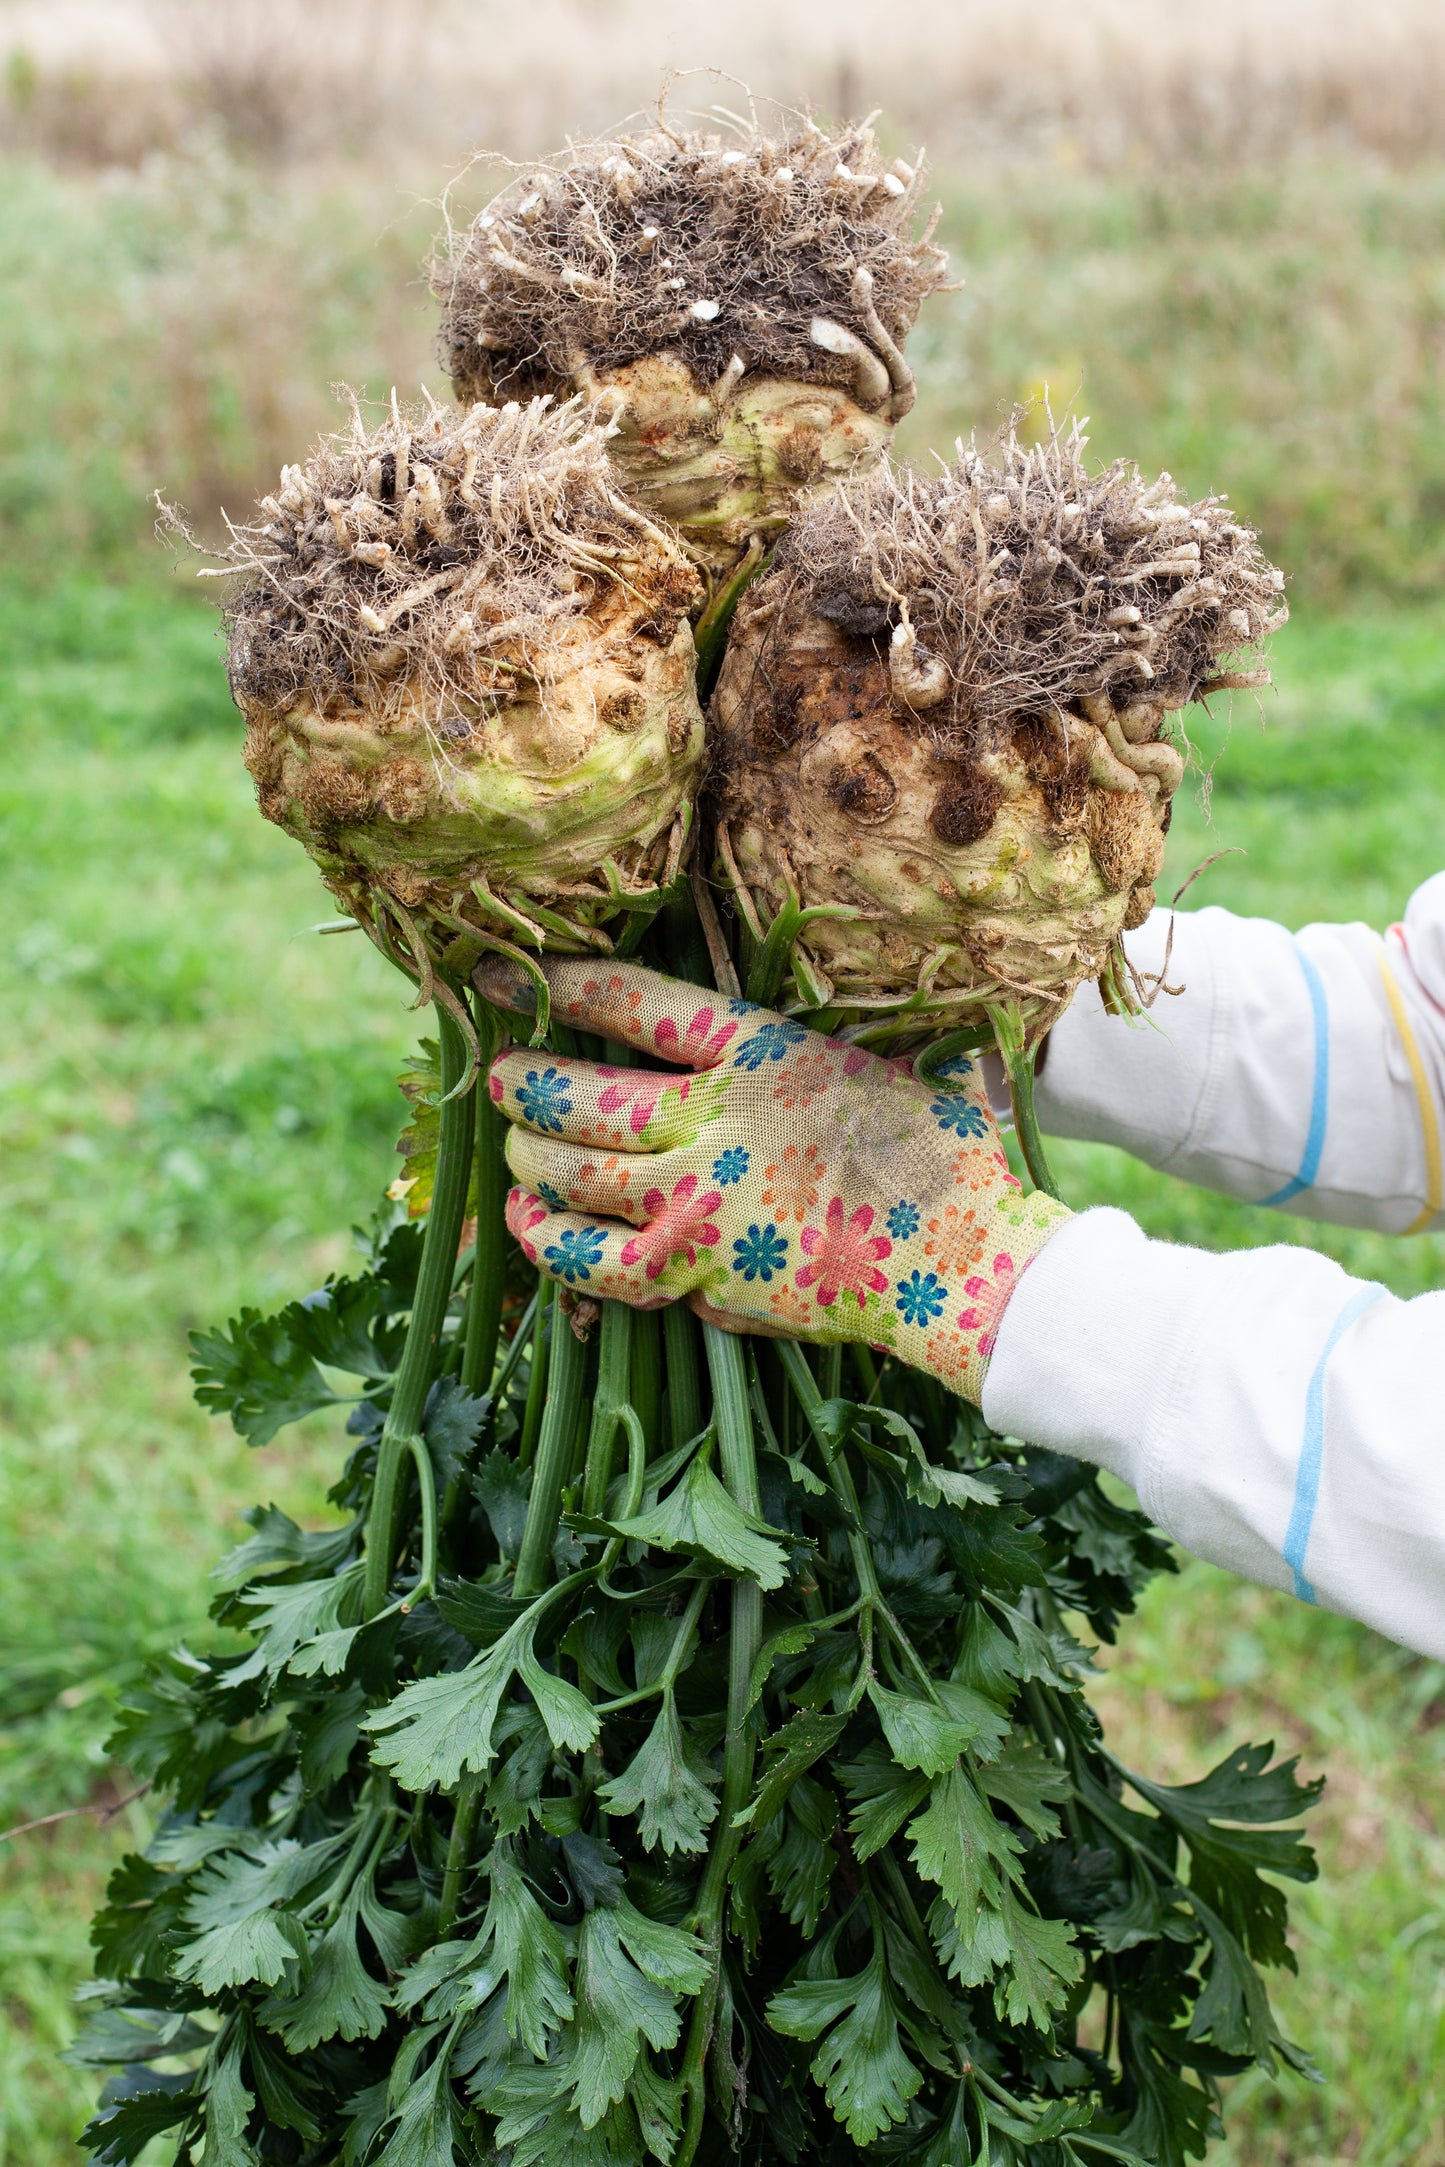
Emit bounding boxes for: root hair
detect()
[751,413,1288,745]
[433,104,950,405]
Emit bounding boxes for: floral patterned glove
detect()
[483,958,1070,1403]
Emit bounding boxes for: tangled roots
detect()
[768,417,1288,740]
[220,391,696,724]
[708,420,1287,1039]
[434,110,949,412]
[208,393,706,964]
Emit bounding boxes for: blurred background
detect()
[1,1,1442,2159]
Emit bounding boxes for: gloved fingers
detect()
[505,1128,667,1229]
[506,1179,736,1304]
[504,1186,669,1307]
[686,1288,794,1341]
[476,952,758,1073]
[489,1046,726,1152]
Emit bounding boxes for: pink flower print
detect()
[796,1197,893,1310]
[620,1173,723,1282]
[488,1070,505,1103]
[958,1251,1017,1360]
[505,1186,551,1262]
[654,1003,737,1069]
[595,1065,689,1137]
[827,1043,911,1087]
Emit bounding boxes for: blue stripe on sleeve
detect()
[1258,942,1330,1207]
[1281,1284,1386,1602]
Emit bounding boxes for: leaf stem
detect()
[776,1342,882,1607]
[405,1433,438,1602]
[777,1344,944,1698]
[437,1775,484,1936]
[581,1302,633,1518]
[512,1297,588,1600]
[988,1002,1062,1201]
[363,1003,474,1621]
[593,1580,710,1714]
[460,1002,508,1396]
[663,1302,703,1450]
[630,1306,663,1448]
[516,1275,552,1472]
[675,1325,765,2167]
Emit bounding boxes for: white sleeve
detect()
[982,1210,1445,1660]
[1034,872,1445,1234]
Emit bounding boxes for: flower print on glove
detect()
[482,955,1070,1404]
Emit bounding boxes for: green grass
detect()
[901,160,1445,609]
[3,148,1444,603]
[1,578,1442,2163]
[0,579,419,2161]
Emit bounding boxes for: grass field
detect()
[1,576,1442,2165]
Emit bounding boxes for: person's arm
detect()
[483,956,1445,1663]
[984,1210,1445,1660]
[1036,872,1445,1234]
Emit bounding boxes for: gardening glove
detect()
[482,957,1070,1403]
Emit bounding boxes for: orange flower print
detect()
[567,972,644,1038]
[923,1323,970,1388]
[767,1283,814,1332]
[772,1047,838,1111]
[762,1142,827,1223]
[923,1203,988,1279]
[951,1145,1007,1194]
[571,1155,637,1214]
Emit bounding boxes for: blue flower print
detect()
[537,1181,567,1212]
[713,1147,750,1187]
[895,1270,946,1328]
[516,1065,573,1133]
[935,1053,977,1081]
[544,1225,605,1284]
[734,1020,806,1071]
[886,1199,921,1241]
[930,1094,989,1140]
[733,1223,789,1283]
[727,996,762,1015]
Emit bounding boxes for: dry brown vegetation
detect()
[3,0,1444,170]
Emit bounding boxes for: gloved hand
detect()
[484,958,1070,1403]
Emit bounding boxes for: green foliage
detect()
[576,1445,793,1589]
[75,1156,1320,2167]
